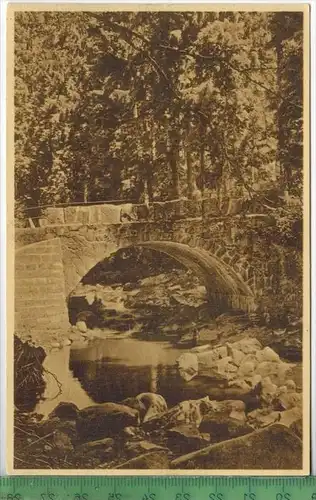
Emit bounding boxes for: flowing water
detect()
[35,336,226,417]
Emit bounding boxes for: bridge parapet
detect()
[14,201,291,337]
[28,197,228,228]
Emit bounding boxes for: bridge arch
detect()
[14,221,257,334]
[69,241,255,316]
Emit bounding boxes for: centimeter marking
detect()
[0,477,316,500]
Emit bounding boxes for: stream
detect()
[35,336,229,417]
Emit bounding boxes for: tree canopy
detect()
[14,11,304,211]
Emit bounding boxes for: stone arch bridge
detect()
[15,201,270,334]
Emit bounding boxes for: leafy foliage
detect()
[14,11,304,214]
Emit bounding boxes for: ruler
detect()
[0,477,315,500]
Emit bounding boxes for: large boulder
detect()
[247,409,281,429]
[198,399,252,442]
[171,424,302,470]
[229,337,262,355]
[143,397,212,431]
[76,437,114,453]
[48,402,79,420]
[201,399,247,422]
[53,430,74,455]
[290,418,303,440]
[197,346,228,366]
[279,407,302,429]
[122,393,167,423]
[39,416,78,444]
[121,397,145,417]
[124,440,168,457]
[272,381,302,411]
[177,346,231,382]
[75,437,114,463]
[255,361,293,385]
[136,393,168,423]
[177,353,199,382]
[115,451,170,469]
[199,416,254,442]
[167,425,210,454]
[77,403,140,441]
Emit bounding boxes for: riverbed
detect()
[35,336,231,417]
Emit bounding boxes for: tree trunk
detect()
[185,115,194,199]
[199,125,205,217]
[149,365,158,393]
[168,114,180,199]
[146,166,154,202]
[276,42,285,186]
[83,180,89,203]
[199,121,206,196]
[145,118,155,203]
[186,149,194,199]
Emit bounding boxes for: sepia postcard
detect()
[6,3,310,475]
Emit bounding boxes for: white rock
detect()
[256,361,274,378]
[238,361,256,377]
[228,379,251,392]
[251,374,262,387]
[229,400,247,421]
[279,407,301,428]
[191,344,211,353]
[163,397,210,428]
[231,337,262,355]
[201,399,246,422]
[136,393,168,423]
[123,426,137,437]
[262,346,280,362]
[242,354,258,365]
[277,362,295,382]
[216,357,238,379]
[76,320,87,333]
[276,385,288,397]
[256,361,291,381]
[247,409,280,428]
[261,377,278,404]
[256,346,280,363]
[262,376,276,388]
[197,349,220,367]
[286,380,297,392]
[217,346,228,359]
[277,391,302,410]
[177,353,199,382]
[226,344,246,366]
[51,342,60,349]
[86,292,96,305]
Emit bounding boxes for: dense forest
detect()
[14,11,304,214]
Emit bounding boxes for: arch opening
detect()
[68,242,254,340]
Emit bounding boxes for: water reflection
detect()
[69,338,182,405]
[36,337,228,416]
[35,346,94,417]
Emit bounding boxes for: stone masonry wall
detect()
[16,219,254,296]
[15,202,298,335]
[15,238,69,334]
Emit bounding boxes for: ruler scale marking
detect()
[2,477,316,500]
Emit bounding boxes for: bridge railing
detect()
[17,195,278,229]
[19,197,223,228]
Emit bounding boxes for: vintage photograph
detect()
[8,5,309,474]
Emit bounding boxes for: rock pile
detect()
[177,337,296,391]
[28,366,302,470]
